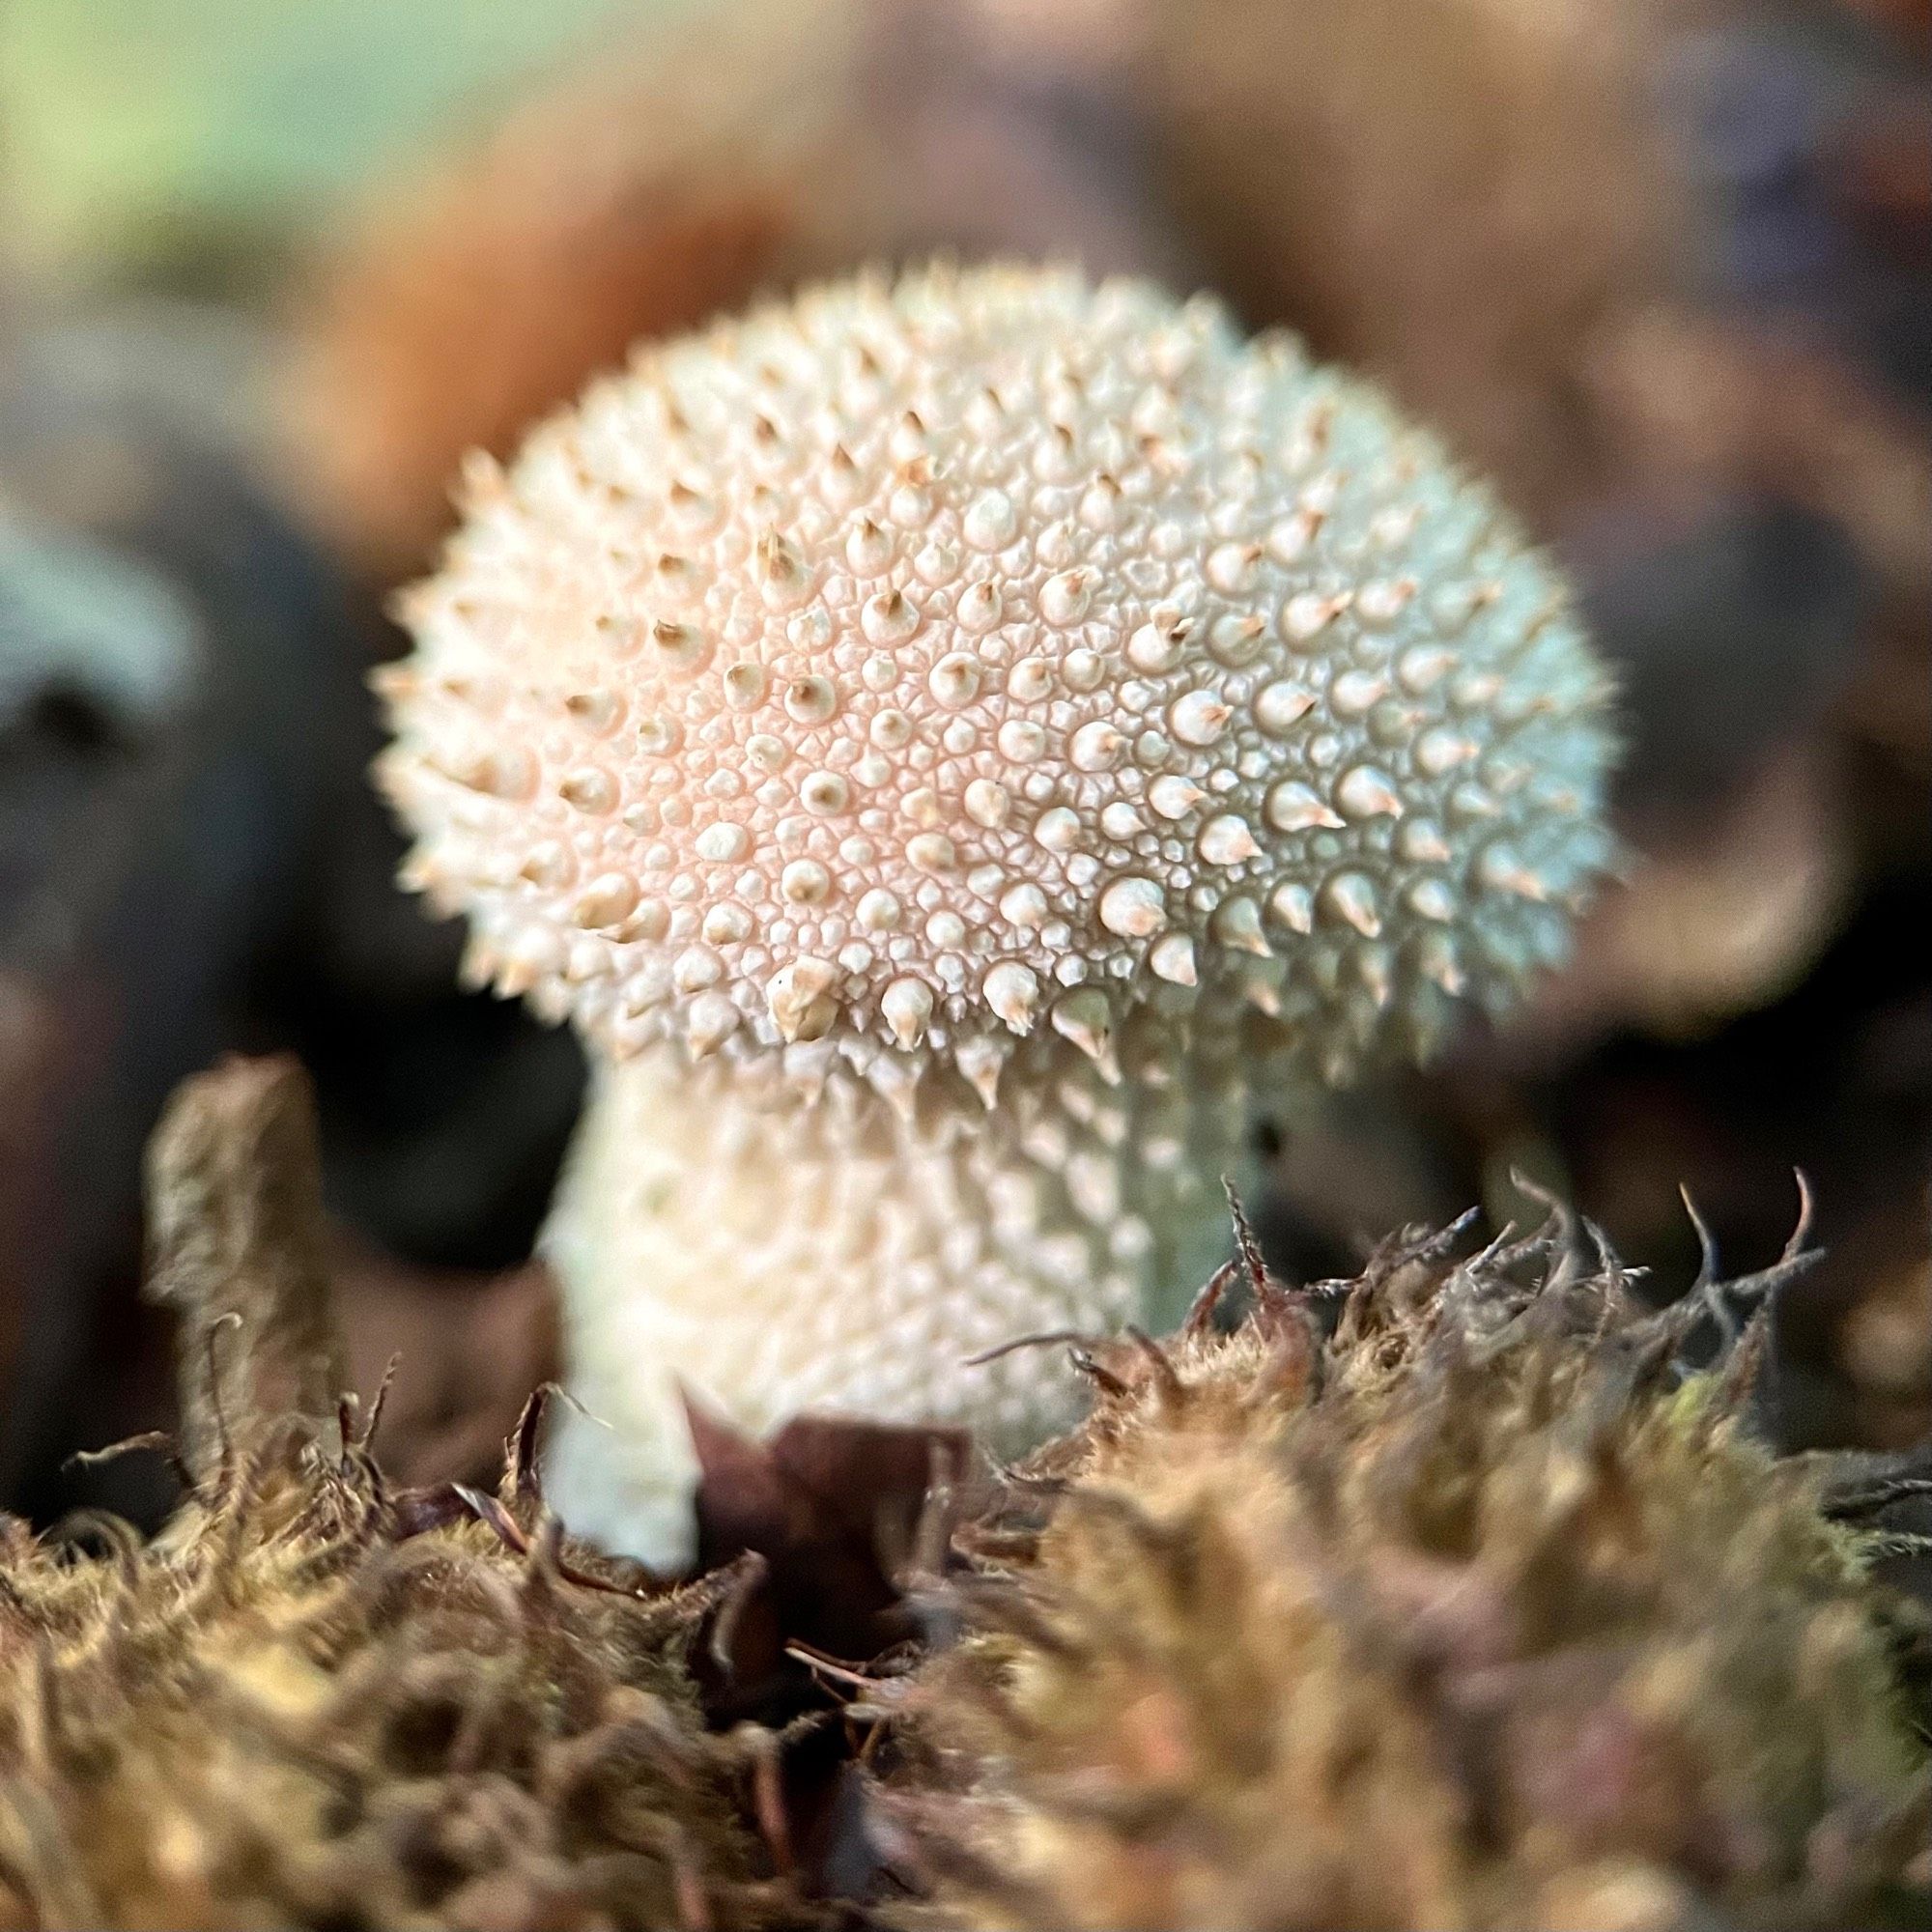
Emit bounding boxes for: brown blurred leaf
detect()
[1587,307,1932,625]
[689,1396,973,1716]
[282,0,1186,582]
[142,1054,343,1481]
[1517,739,1855,1057]
[1148,0,1680,525]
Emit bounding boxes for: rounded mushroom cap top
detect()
[378,262,1614,1093]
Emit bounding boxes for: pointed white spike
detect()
[1321,872,1381,939]
[1265,781,1344,833]
[766,955,838,1041]
[1267,880,1314,935]
[1417,933,1465,997]
[1476,842,1549,900]
[1050,987,1119,1082]
[1406,878,1458,923]
[1358,946,1393,1008]
[882,976,935,1048]
[1149,932,1198,986]
[685,991,740,1059]
[955,1036,1009,1110]
[1097,875,1168,939]
[1334,765,1406,821]
[781,1038,837,1104]
[1241,968,1283,1017]
[1210,895,1272,956]
[870,1050,921,1125]
[459,937,499,991]
[983,961,1042,1036]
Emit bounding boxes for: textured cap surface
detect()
[379,263,1614,1091]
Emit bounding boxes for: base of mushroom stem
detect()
[540,1352,1099,1569]
[535,1041,1258,1566]
[541,1391,705,1569]
[538,1213,1257,1570]
[540,1158,1257,1570]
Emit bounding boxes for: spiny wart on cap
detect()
[378,261,1615,1092]
[541,1018,1247,1565]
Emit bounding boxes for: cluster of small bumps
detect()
[378,263,1614,1094]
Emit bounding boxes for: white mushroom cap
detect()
[542,1023,1247,1564]
[378,262,1613,1094]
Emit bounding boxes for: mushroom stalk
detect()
[544,1031,1245,1559]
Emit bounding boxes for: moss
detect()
[0,1057,812,1930]
[888,1203,1932,1930]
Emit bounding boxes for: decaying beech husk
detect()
[0,1058,811,1931]
[6,1054,1931,1931]
[881,1195,1932,1931]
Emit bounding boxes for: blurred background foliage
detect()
[0,0,667,289]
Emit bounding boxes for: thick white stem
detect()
[542,1031,1248,1566]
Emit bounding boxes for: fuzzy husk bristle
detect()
[0,1057,806,1932]
[886,1199,1932,1931]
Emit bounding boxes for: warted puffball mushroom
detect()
[377,263,1615,1560]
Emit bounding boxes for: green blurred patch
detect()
[0,0,678,289]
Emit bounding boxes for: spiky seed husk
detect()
[883,1208,1932,1931]
[0,1058,809,1932]
[0,1456,794,1931]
